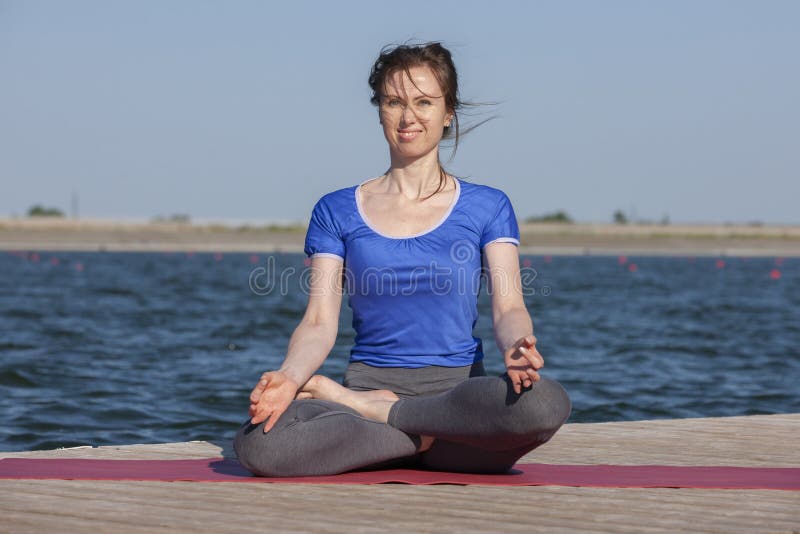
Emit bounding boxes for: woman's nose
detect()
[400,105,417,124]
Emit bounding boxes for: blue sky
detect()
[1,0,798,224]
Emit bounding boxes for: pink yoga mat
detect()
[1,458,798,490]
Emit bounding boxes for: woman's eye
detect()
[419,100,431,106]
[387,99,402,107]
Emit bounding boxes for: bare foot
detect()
[418,435,435,452]
[298,375,435,451]
[297,375,398,423]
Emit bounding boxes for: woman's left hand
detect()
[504,335,544,394]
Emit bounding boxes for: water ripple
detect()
[1,252,798,451]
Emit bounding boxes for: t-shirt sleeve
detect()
[304,198,345,260]
[480,191,520,249]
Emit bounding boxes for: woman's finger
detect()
[509,371,520,394]
[530,345,545,367]
[526,367,541,382]
[250,402,267,424]
[522,334,537,348]
[263,405,288,433]
[254,408,272,429]
[518,346,544,369]
[250,392,275,424]
[508,370,524,394]
[518,365,535,388]
[249,376,270,404]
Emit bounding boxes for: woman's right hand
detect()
[248,371,300,433]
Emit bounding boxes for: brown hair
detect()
[368,41,474,199]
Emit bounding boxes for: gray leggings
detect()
[233,361,571,477]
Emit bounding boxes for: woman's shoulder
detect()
[307,181,362,231]
[314,185,358,215]
[457,178,519,243]
[313,183,358,210]
[456,177,511,204]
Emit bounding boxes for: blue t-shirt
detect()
[303,176,520,368]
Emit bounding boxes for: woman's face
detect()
[379,65,453,162]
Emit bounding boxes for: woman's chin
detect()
[390,144,440,162]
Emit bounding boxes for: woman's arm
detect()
[484,242,545,393]
[279,256,344,385]
[248,255,344,431]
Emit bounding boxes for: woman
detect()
[234,42,570,477]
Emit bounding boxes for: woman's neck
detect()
[384,149,447,200]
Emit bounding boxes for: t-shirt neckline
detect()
[355,176,462,240]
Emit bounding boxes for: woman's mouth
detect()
[398,130,422,141]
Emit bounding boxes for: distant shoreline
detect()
[2,217,800,257]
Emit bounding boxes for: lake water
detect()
[1,251,797,451]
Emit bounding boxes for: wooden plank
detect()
[1,414,798,533]
[527,413,800,467]
[3,414,798,466]
[1,481,798,533]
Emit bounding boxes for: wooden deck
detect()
[2,414,798,533]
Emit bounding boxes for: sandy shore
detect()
[2,217,800,256]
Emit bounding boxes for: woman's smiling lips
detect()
[398,129,422,141]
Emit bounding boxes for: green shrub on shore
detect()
[524,210,573,224]
[235,223,306,233]
[151,214,191,224]
[28,205,64,217]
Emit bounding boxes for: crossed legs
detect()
[233,374,571,477]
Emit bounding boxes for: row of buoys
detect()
[10,249,790,264]
[7,251,86,271]
[6,250,792,279]
[6,250,297,271]
[613,256,638,272]
[516,254,788,279]
[7,250,231,271]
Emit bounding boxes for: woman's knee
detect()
[452,375,570,436]
[233,419,281,476]
[233,399,342,476]
[495,375,571,437]
[233,420,258,474]
[531,377,571,427]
